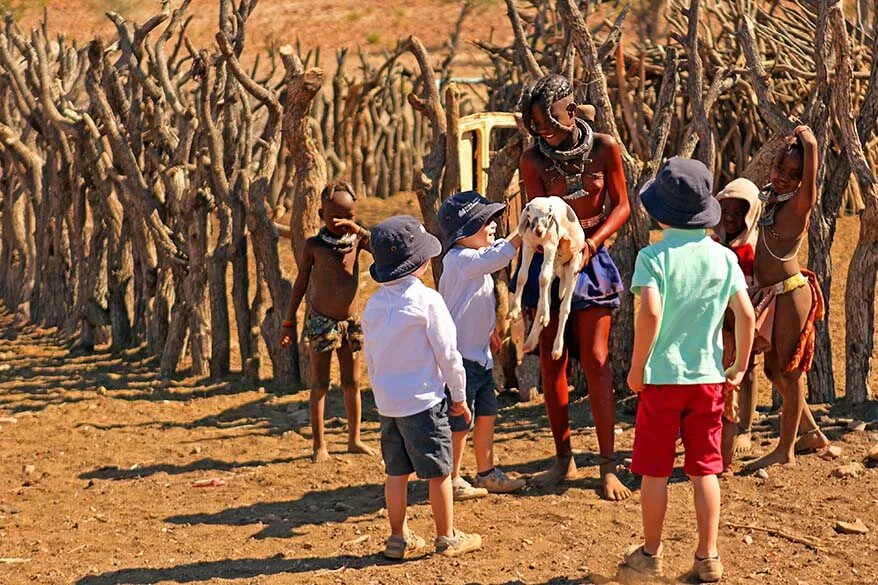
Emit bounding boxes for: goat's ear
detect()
[518,204,531,231]
[564,202,577,224]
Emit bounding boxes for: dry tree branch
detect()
[597,2,630,64]
[683,0,715,168]
[506,0,544,79]
[442,82,461,199]
[404,35,447,279]
[556,0,628,159]
[737,14,797,134]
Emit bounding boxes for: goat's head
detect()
[521,200,558,240]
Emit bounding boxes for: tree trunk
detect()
[280,48,326,389]
[209,199,232,379]
[231,195,252,373]
[405,36,448,282]
[76,211,110,351]
[830,2,878,403]
[486,132,524,390]
[108,212,134,351]
[844,209,877,402]
[184,189,212,378]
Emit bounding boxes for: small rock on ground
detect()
[835,520,869,535]
[847,420,867,432]
[831,462,866,479]
[820,445,842,460]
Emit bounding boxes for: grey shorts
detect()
[448,359,499,432]
[379,400,452,479]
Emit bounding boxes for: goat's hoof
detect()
[508,308,521,322]
[538,313,550,327]
[551,349,563,360]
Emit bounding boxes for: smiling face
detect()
[770,149,804,195]
[456,219,497,250]
[529,96,576,147]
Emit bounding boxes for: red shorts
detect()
[631,383,724,477]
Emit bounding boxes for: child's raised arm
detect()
[788,125,818,219]
[725,290,755,388]
[454,237,520,278]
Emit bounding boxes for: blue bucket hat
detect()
[640,157,721,229]
[437,190,507,253]
[369,215,442,283]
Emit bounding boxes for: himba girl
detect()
[515,74,631,500]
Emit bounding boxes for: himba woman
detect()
[516,74,631,500]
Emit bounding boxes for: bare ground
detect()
[1,206,877,585]
[2,3,878,584]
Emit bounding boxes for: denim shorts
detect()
[379,399,452,479]
[448,359,499,432]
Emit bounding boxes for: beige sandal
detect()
[383,530,426,560]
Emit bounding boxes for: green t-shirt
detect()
[631,228,747,385]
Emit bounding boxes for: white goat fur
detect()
[509,196,586,360]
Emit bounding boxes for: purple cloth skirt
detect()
[510,245,623,312]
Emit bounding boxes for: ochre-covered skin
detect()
[745,126,829,472]
[517,77,631,501]
[280,185,376,463]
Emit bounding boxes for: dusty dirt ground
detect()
[1,202,877,585]
[2,2,878,584]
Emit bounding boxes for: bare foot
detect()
[733,430,753,454]
[794,429,829,453]
[530,456,577,488]
[743,448,794,473]
[600,461,632,501]
[311,446,332,463]
[347,441,376,456]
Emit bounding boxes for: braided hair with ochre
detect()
[520,74,575,137]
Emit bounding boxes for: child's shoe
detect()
[383,530,426,560]
[434,529,482,557]
[693,555,723,582]
[621,544,663,578]
[452,476,488,500]
[473,467,526,493]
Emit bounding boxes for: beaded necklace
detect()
[757,184,801,262]
[317,227,358,254]
[538,118,596,202]
[757,184,796,228]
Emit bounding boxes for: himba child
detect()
[361,215,482,559]
[745,125,829,471]
[713,178,762,471]
[280,182,375,462]
[624,158,755,582]
[436,191,527,500]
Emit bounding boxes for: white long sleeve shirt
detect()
[439,240,517,368]
[362,276,467,418]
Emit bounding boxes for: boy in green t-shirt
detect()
[622,158,755,583]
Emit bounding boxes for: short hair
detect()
[774,136,804,170]
[520,74,574,136]
[320,181,357,203]
[785,135,805,159]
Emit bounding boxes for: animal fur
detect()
[509,196,585,360]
